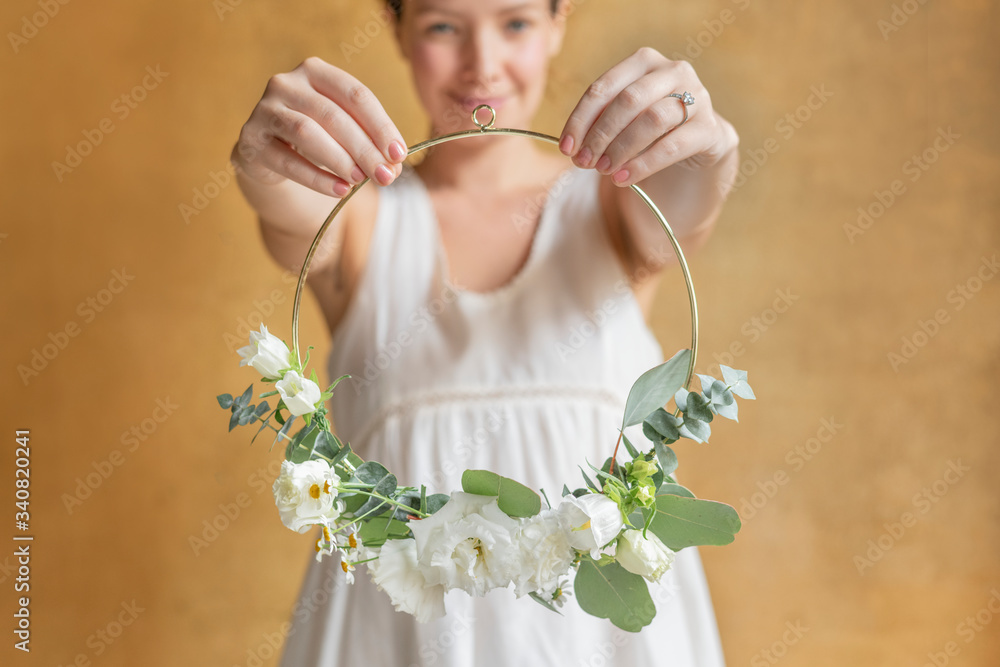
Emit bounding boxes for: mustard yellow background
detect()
[2,0,998,665]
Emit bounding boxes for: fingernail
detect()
[333,182,351,197]
[350,166,365,183]
[375,164,393,186]
[575,147,593,168]
[559,134,574,155]
[613,168,630,184]
[596,154,611,173]
[388,140,406,162]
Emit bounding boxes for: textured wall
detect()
[2,0,998,665]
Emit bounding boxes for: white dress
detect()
[277,163,727,666]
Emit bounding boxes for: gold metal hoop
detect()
[290,106,699,386]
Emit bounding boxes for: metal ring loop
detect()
[289,105,699,387]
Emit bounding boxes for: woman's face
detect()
[393,0,566,134]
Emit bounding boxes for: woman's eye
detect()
[507,19,530,32]
[428,22,456,34]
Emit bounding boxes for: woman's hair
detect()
[385,0,561,18]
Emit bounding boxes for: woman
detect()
[231,0,740,664]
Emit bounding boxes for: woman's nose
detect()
[463,28,502,93]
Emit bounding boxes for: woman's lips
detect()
[456,96,507,113]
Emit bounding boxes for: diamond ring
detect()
[667,91,695,128]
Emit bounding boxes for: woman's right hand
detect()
[231,56,407,198]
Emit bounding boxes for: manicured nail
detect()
[388,140,406,162]
[576,146,593,167]
[333,181,351,197]
[350,166,365,183]
[375,164,393,186]
[559,134,574,155]
[612,168,630,184]
[596,154,611,173]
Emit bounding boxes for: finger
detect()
[598,93,697,176]
[304,60,408,176]
[258,134,354,198]
[267,105,367,187]
[579,67,678,174]
[608,122,704,187]
[557,48,658,166]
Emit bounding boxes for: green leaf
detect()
[351,461,398,516]
[643,408,681,444]
[254,401,270,418]
[685,392,714,423]
[425,493,449,514]
[579,466,599,492]
[258,389,279,399]
[326,373,351,393]
[357,515,411,548]
[461,470,541,518]
[270,417,294,452]
[621,432,640,458]
[657,483,694,498]
[621,349,691,428]
[313,430,340,460]
[235,385,253,410]
[330,441,353,466]
[528,591,563,615]
[653,441,678,477]
[217,393,234,409]
[575,557,655,632]
[678,416,711,443]
[646,491,740,550]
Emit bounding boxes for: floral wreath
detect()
[218,106,754,632]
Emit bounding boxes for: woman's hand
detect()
[558,47,738,188]
[231,56,407,198]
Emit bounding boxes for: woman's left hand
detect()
[558,47,738,187]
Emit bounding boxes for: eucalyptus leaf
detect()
[355,470,398,516]
[713,399,739,422]
[461,470,541,518]
[678,416,711,443]
[313,430,340,460]
[236,385,253,410]
[254,401,270,418]
[653,441,678,477]
[236,404,256,427]
[646,491,740,550]
[228,409,241,432]
[720,365,756,400]
[685,392,714,423]
[621,349,692,428]
[657,483,695,498]
[643,408,680,444]
[217,393,234,409]
[425,493,449,515]
[528,591,563,615]
[695,374,717,397]
[575,557,655,633]
[710,380,734,406]
[579,467,599,492]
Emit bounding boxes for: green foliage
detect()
[645,489,740,550]
[461,470,541,518]
[575,557,655,633]
[621,349,691,428]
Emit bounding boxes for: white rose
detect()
[275,370,322,416]
[237,324,291,380]
[408,492,521,597]
[272,460,342,533]
[615,529,675,582]
[367,539,446,623]
[557,493,624,556]
[511,508,576,598]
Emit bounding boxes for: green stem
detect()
[341,488,429,518]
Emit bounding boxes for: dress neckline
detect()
[408,164,579,301]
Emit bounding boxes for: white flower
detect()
[408,492,521,597]
[615,529,675,582]
[367,539,446,623]
[557,493,624,557]
[511,509,576,598]
[237,324,291,379]
[275,370,322,416]
[272,460,342,533]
